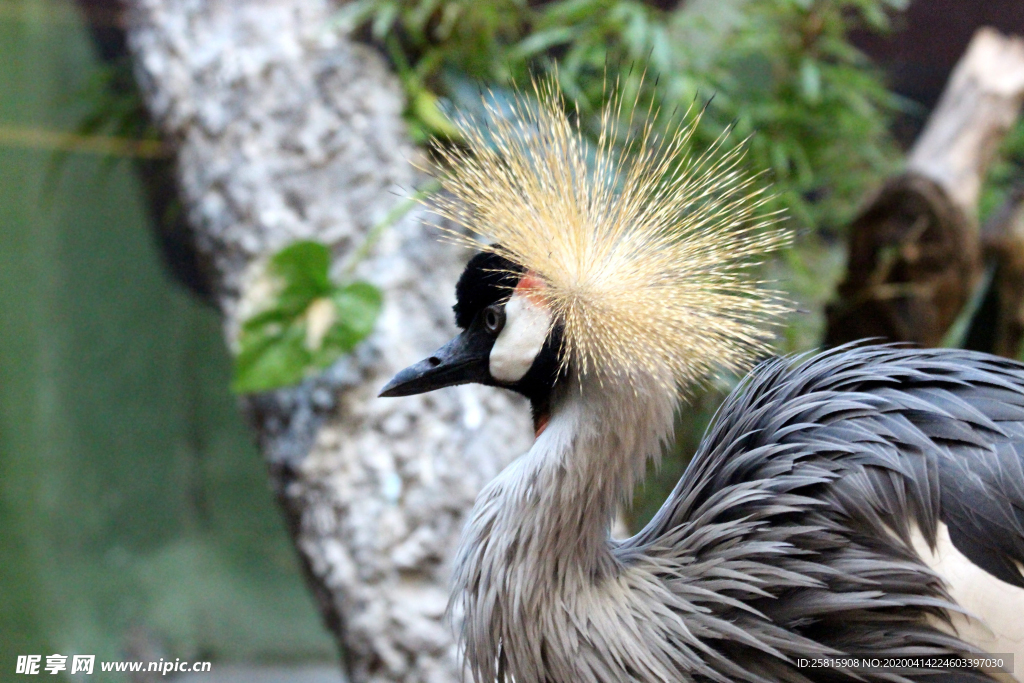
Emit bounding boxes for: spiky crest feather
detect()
[428,79,790,389]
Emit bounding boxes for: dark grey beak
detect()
[379,328,493,397]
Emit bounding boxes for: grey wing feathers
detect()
[620,343,1024,682]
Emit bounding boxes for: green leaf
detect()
[307,283,382,373]
[239,307,293,334]
[328,0,378,32]
[371,1,400,40]
[510,27,575,60]
[408,0,442,38]
[799,58,822,105]
[231,324,309,393]
[541,0,607,25]
[269,240,334,314]
[649,24,673,74]
[231,242,383,394]
[410,88,463,140]
[328,282,384,349]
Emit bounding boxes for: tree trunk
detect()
[826,27,1024,348]
[124,2,533,681]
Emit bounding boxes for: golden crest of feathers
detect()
[428,79,791,389]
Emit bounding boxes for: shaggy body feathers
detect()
[407,80,1024,682]
[452,344,1024,682]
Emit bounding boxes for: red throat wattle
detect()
[534,411,550,438]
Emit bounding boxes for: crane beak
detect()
[379,328,493,397]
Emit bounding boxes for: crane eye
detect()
[483,306,505,335]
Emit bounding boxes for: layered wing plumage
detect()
[620,343,1024,682]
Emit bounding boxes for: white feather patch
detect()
[911,522,1024,682]
[489,293,552,383]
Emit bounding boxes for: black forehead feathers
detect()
[454,251,525,329]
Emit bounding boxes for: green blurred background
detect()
[0,1,335,674]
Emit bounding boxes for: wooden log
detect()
[825,173,977,347]
[826,28,1024,348]
[908,28,1024,215]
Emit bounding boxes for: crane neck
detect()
[528,372,677,549]
[451,371,678,681]
[455,369,677,590]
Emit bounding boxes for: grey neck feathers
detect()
[451,372,677,683]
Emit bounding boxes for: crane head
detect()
[385,77,790,401]
[379,250,563,411]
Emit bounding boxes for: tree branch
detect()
[124,2,533,680]
[826,28,1024,348]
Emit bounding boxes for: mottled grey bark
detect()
[124,2,533,681]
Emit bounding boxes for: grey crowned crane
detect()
[380,81,1024,682]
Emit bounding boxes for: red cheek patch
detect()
[515,272,547,305]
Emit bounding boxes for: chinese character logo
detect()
[15,655,40,674]
[71,655,95,674]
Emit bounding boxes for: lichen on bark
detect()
[125,2,533,680]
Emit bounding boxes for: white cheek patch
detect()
[489,294,553,383]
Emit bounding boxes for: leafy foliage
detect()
[44,54,166,197]
[980,117,1024,224]
[231,241,382,393]
[335,0,907,231]
[70,55,159,151]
